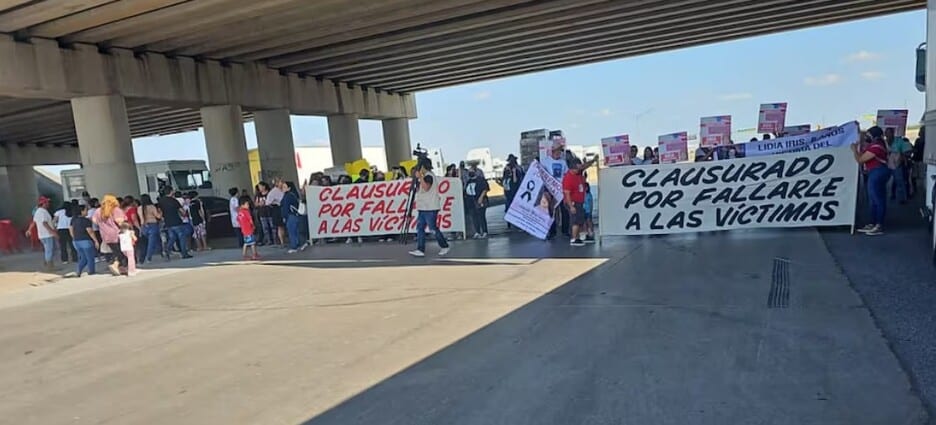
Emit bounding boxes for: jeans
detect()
[286,214,303,250]
[891,165,908,202]
[471,203,488,235]
[260,216,276,245]
[166,225,190,257]
[57,229,76,262]
[142,223,161,261]
[73,239,96,275]
[868,166,891,226]
[416,210,449,252]
[40,237,54,263]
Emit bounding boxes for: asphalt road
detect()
[0,229,925,424]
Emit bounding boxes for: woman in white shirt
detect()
[53,202,77,263]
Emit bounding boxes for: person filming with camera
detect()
[408,161,451,258]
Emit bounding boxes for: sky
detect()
[45,9,928,173]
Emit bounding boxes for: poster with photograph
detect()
[601,134,631,167]
[658,132,689,163]
[876,109,909,137]
[758,103,788,134]
[700,116,731,147]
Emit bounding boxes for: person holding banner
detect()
[409,163,451,258]
[853,126,890,236]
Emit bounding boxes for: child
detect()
[237,196,259,260]
[583,183,595,244]
[118,222,138,276]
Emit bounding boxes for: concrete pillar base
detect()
[201,105,252,196]
[254,109,299,185]
[0,165,38,228]
[71,95,139,197]
[382,118,413,168]
[327,114,363,167]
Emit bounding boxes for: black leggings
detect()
[106,243,128,268]
[473,204,488,235]
[58,229,76,262]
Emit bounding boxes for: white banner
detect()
[505,160,565,239]
[740,121,859,157]
[598,147,858,235]
[306,178,465,238]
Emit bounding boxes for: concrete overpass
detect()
[0,0,928,226]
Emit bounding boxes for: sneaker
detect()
[108,264,120,276]
[287,249,298,254]
[357,237,363,243]
[584,235,596,244]
[480,233,488,239]
[570,239,586,247]
[345,238,353,244]
[856,224,875,233]
[408,250,425,257]
[438,247,450,256]
[63,272,78,278]
[865,225,884,236]
[472,233,482,239]
[300,242,310,251]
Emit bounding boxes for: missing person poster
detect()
[658,132,689,163]
[783,125,811,136]
[601,134,631,167]
[700,116,731,147]
[758,103,788,134]
[597,147,857,236]
[876,109,909,137]
[307,178,466,238]
[505,160,565,240]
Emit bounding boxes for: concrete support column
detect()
[0,165,38,228]
[201,105,252,196]
[382,118,413,168]
[254,109,299,185]
[327,114,363,167]
[71,95,139,197]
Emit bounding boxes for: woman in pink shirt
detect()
[93,194,127,275]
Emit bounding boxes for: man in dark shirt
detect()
[157,187,192,259]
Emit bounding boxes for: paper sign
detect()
[700,116,732,147]
[876,109,909,137]
[505,160,565,240]
[758,103,788,134]
[658,132,689,163]
[783,125,811,136]
[601,135,631,167]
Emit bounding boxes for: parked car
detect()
[198,196,236,239]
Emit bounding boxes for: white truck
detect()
[62,160,212,200]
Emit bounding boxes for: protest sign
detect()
[783,125,811,136]
[876,109,909,137]
[597,147,857,236]
[520,129,548,169]
[505,160,565,239]
[742,121,858,157]
[307,178,465,238]
[601,135,631,167]
[658,132,689,163]
[758,103,788,134]
[700,116,731,147]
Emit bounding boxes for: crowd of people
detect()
[852,125,926,236]
[27,189,212,277]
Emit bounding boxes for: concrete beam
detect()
[28,0,189,38]
[0,144,80,166]
[71,95,140,197]
[0,34,416,119]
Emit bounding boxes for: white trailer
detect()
[61,160,212,200]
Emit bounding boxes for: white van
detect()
[62,160,212,200]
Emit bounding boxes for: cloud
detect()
[804,73,842,86]
[718,92,753,101]
[598,108,612,117]
[860,71,884,81]
[472,90,491,101]
[846,50,880,62]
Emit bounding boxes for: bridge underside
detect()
[0,0,923,148]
